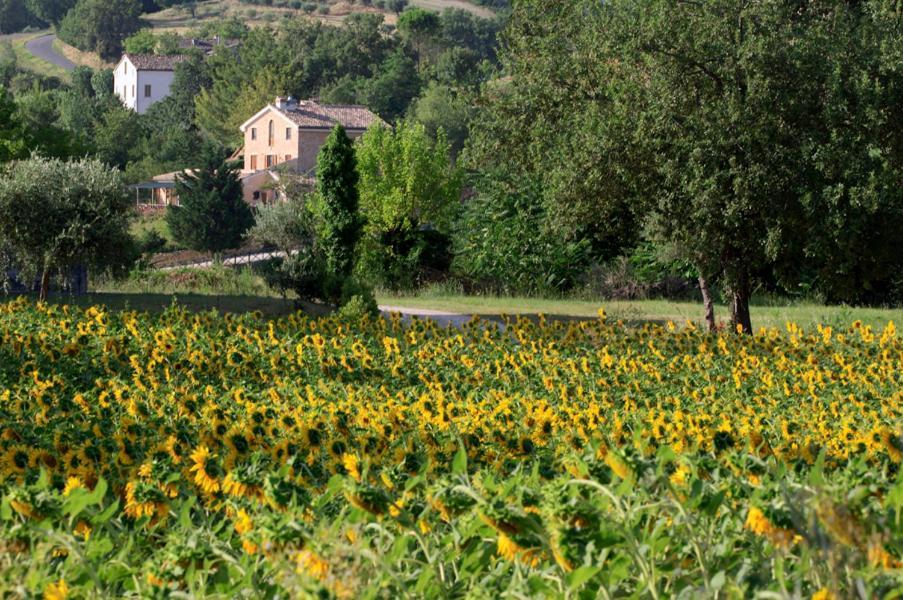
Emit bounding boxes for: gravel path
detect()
[25,34,75,71]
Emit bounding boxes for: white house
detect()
[113,54,189,114]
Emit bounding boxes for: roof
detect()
[239,100,385,132]
[122,54,189,71]
[280,101,383,130]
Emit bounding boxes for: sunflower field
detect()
[0,298,901,599]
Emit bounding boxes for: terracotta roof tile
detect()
[277,101,384,130]
[124,54,189,71]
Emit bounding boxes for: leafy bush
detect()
[453,174,591,294]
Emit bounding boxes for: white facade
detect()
[113,56,178,115]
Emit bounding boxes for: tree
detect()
[0,0,44,33]
[166,148,254,256]
[411,82,470,156]
[356,121,461,289]
[359,51,421,122]
[604,0,902,330]
[0,156,132,300]
[58,0,144,60]
[93,104,144,168]
[314,124,361,280]
[469,0,902,331]
[357,120,460,236]
[196,68,285,147]
[123,29,158,54]
[453,170,591,294]
[0,88,27,163]
[248,191,324,300]
[12,88,83,159]
[464,3,641,296]
[91,69,114,98]
[24,0,75,27]
[397,7,439,64]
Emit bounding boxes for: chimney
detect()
[274,96,298,110]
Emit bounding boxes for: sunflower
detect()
[880,429,903,463]
[496,532,542,568]
[63,476,85,496]
[43,578,69,600]
[189,445,221,494]
[4,444,31,474]
[295,549,329,581]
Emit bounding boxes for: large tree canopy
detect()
[468,0,903,330]
[0,156,132,300]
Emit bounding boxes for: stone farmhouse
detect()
[238,97,381,175]
[113,54,188,114]
[132,97,384,209]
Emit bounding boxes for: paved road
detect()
[378,305,477,328]
[24,34,75,71]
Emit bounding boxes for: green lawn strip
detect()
[375,293,902,330]
[21,288,899,330]
[130,213,178,246]
[11,31,71,83]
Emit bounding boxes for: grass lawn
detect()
[376,292,902,330]
[130,213,178,247]
[23,287,899,331]
[10,31,71,83]
[32,261,901,330]
[52,37,113,70]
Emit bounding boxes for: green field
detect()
[45,262,903,330]
[375,291,902,330]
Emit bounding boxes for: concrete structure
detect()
[238,97,384,175]
[113,54,188,114]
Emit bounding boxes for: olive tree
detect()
[0,156,133,300]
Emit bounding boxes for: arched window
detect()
[268,119,274,146]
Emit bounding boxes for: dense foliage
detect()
[465,0,903,320]
[58,0,144,60]
[0,301,900,596]
[0,157,132,299]
[356,121,460,290]
[166,149,254,256]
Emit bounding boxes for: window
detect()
[286,127,292,140]
[268,119,274,146]
[285,154,292,162]
[144,84,151,97]
[250,155,258,170]
[132,85,135,97]
[266,155,275,168]
[253,191,261,200]
[251,127,257,141]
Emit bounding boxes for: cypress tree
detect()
[167,147,254,258]
[315,124,361,278]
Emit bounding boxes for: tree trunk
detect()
[698,274,716,332]
[38,268,50,303]
[728,272,752,334]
